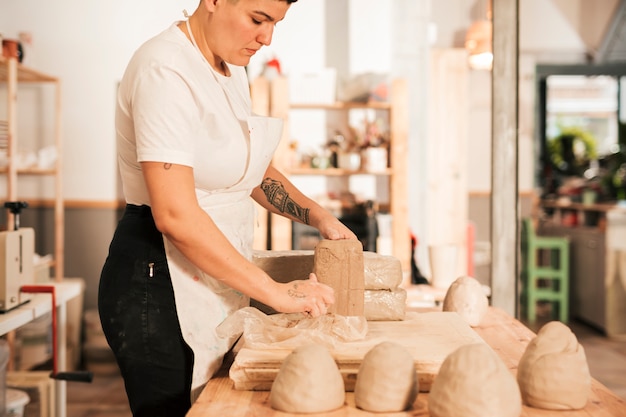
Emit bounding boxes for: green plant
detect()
[548,126,598,175]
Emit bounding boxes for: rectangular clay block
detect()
[313,240,365,316]
[250,249,404,319]
[252,250,402,290]
[252,250,314,283]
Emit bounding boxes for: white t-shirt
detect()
[116,22,253,206]
[115,23,285,394]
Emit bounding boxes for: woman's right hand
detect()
[271,273,335,318]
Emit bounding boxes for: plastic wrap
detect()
[252,250,402,290]
[364,288,407,321]
[363,252,403,290]
[216,307,368,349]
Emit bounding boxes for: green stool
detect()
[520,218,570,323]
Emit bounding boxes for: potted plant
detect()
[547,126,598,176]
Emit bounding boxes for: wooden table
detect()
[187,307,626,417]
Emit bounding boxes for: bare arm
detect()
[142,161,334,317]
[251,165,358,240]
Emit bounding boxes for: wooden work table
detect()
[187,307,626,417]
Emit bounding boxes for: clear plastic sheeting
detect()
[363,252,403,290]
[216,307,368,350]
[364,288,407,321]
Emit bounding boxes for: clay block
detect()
[251,249,404,319]
[313,240,365,316]
[252,250,314,284]
[253,250,403,290]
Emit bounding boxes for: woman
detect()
[98,0,357,416]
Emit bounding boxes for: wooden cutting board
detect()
[230,311,486,392]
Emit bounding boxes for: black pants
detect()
[98,204,193,417]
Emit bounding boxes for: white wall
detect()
[247,1,326,79]
[2,0,199,201]
[2,0,603,302]
[1,0,594,200]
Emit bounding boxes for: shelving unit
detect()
[0,56,64,281]
[540,200,617,230]
[251,76,410,273]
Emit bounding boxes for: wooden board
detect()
[230,311,485,392]
[189,308,626,417]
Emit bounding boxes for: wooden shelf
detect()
[287,167,392,176]
[1,56,64,281]
[0,57,58,83]
[289,101,392,110]
[540,199,626,230]
[0,167,58,175]
[541,199,626,213]
[251,76,410,273]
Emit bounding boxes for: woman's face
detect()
[207,0,291,66]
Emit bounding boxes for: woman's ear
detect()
[206,0,220,12]
[203,0,218,13]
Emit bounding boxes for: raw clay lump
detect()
[442,275,488,327]
[354,341,418,412]
[517,321,591,410]
[269,344,345,413]
[429,343,522,417]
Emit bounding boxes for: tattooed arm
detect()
[251,165,357,240]
[142,161,333,316]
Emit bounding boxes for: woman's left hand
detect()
[318,216,358,240]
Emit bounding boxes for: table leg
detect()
[54,302,67,417]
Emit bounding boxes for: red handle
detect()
[19,285,93,382]
[20,285,58,374]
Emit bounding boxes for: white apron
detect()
[163,116,283,400]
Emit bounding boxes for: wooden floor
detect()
[65,372,132,417]
[18,314,626,417]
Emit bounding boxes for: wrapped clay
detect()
[364,288,407,321]
[251,250,406,317]
[429,343,522,417]
[252,249,403,290]
[355,341,418,412]
[270,344,345,413]
[517,321,591,410]
[362,251,403,289]
[442,275,488,327]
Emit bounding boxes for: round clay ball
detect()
[517,321,591,410]
[354,341,419,412]
[429,343,521,417]
[269,344,345,413]
[442,275,489,327]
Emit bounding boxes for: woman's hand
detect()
[317,216,358,241]
[270,273,335,318]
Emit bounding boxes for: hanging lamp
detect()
[465,0,493,70]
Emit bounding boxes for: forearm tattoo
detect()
[287,282,306,299]
[261,177,310,224]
